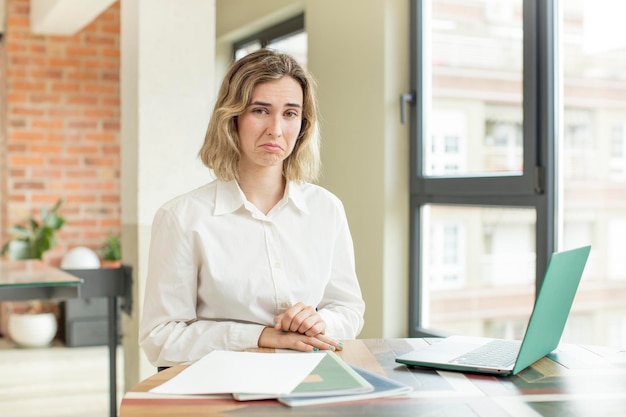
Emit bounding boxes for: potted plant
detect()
[100,233,122,268]
[0,199,66,347]
[0,198,66,261]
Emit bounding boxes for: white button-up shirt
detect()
[139,180,365,366]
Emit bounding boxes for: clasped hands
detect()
[258,302,343,352]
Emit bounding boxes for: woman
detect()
[139,49,365,367]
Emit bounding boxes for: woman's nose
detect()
[266,116,283,137]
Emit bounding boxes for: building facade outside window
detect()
[410,0,626,348]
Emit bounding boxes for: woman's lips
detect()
[260,143,282,152]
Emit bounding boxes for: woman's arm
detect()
[271,196,365,341]
[139,205,265,366]
[314,204,365,339]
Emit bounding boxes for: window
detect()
[233,14,307,66]
[409,0,626,348]
[609,124,626,179]
[560,0,626,347]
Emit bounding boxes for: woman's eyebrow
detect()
[250,100,302,108]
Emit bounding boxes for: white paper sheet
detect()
[150,351,325,395]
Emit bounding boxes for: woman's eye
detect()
[251,107,268,114]
[285,110,299,118]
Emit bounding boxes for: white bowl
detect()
[8,313,58,348]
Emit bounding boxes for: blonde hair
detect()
[199,49,321,182]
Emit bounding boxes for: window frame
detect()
[408,0,558,337]
[232,13,305,59]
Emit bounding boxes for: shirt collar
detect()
[213,180,309,216]
[214,180,245,215]
[284,181,309,214]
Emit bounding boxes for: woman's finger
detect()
[259,327,342,352]
[313,333,343,351]
[274,303,315,332]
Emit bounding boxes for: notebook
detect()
[396,245,591,376]
[233,351,373,402]
[278,364,412,407]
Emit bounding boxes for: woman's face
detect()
[236,76,304,174]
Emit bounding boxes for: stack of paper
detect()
[149,350,412,407]
[149,351,324,395]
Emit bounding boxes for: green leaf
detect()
[101,234,122,261]
[1,199,66,260]
[8,225,30,238]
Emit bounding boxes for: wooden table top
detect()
[120,338,626,417]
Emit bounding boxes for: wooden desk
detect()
[0,260,132,417]
[120,338,626,417]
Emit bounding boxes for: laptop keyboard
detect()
[450,339,521,368]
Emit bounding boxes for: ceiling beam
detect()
[30,0,116,35]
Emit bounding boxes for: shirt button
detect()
[274,262,282,269]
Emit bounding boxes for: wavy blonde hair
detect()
[199,49,321,183]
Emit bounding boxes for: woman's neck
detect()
[237,167,286,215]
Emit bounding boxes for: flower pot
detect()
[7,240,31,260]
[101,260,122,268]
[7,312,58,348]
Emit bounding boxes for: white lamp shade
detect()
[61,246,101,269]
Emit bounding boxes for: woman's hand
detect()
[273,302,326,336]
[258,327,343,352]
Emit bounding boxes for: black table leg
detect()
[108,296,118,417]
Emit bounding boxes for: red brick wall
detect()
[1,0,121,266]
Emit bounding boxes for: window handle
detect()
[400,91,416,124]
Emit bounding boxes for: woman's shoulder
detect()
[294,182,345,210]
[159,180,219,213]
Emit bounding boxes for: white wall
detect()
[121,0,217,385]
[305,0,410,338]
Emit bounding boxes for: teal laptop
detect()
[396,246,591,376]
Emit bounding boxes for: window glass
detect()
[422,205,536,339]
[234,32,308,67]
[266,32,308,67]
[425,0,524,177]
[234,41,262,61]
[560,0,626,347]
[233,14,307,67]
